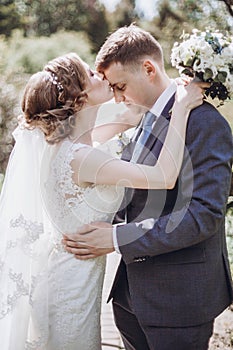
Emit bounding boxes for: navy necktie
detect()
[131,111,156,163]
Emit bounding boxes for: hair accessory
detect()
[50,73,64,93]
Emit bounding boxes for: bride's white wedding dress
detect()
[42,140,124,350]
[0,129,124,350]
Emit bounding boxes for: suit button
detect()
[134,256,147,263]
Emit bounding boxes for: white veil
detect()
[0,125,51,349]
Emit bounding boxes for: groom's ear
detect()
[142,60,156,80]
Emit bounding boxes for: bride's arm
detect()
[92,108,143,144]
[72,82,207,189]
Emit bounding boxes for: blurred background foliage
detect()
[0,0,232,180]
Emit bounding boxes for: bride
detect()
[0,52,205,349]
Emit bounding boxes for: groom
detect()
[63,25,233,349]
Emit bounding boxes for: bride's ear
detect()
[143,60,156,80]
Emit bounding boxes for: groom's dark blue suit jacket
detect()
[110,94,233,327]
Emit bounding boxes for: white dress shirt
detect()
[113,80,177,253]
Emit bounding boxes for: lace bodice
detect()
[42,140,124,245]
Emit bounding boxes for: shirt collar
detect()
[150,80,177,118]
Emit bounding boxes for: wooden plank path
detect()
[101,252,125,349]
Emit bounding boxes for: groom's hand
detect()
[62,222,114,259]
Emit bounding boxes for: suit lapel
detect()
[121,93,176,164]
[137,94,176,164]
[137,115,169,164]
[121,124,142,162]
[121,140,135,162]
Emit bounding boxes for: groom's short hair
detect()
[95,24,164,72]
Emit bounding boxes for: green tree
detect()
[108,0,138,29]
[20,0,109,53]
[22,0,86,36]
[0,0,22,36]
[157,0,233,32]
[81,1,109,53]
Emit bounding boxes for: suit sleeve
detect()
[116,105,233,264]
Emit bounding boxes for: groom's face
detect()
[103,61,159,111]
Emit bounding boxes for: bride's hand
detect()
[175,75,193,86]
[173,81,211,113]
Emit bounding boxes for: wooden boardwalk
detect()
[101,252,125,350]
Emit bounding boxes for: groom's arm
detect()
[116,104,233,264]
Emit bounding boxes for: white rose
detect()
[212,55,226,70]
[221,44,233,62]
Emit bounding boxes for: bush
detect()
[1,30,95,75]
[0,75,19,174]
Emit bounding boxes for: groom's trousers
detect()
[112,274,214,350]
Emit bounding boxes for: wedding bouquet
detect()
[171,28,233,104]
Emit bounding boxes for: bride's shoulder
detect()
[65,140,94,163]
[50,140,91,168]
[58,139,90,153]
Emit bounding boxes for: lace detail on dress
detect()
[0,213,46,314]
[0,213,50,348]
[7,214,44,257]
[53,142,87,197]
[0,270,29,319]
[43,142,89,239]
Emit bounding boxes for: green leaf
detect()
[203,68,213,80]
[183,57,194,66]
[181,68,194,76]
[216,71,227,83]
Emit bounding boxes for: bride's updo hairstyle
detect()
[21,53,88,144]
